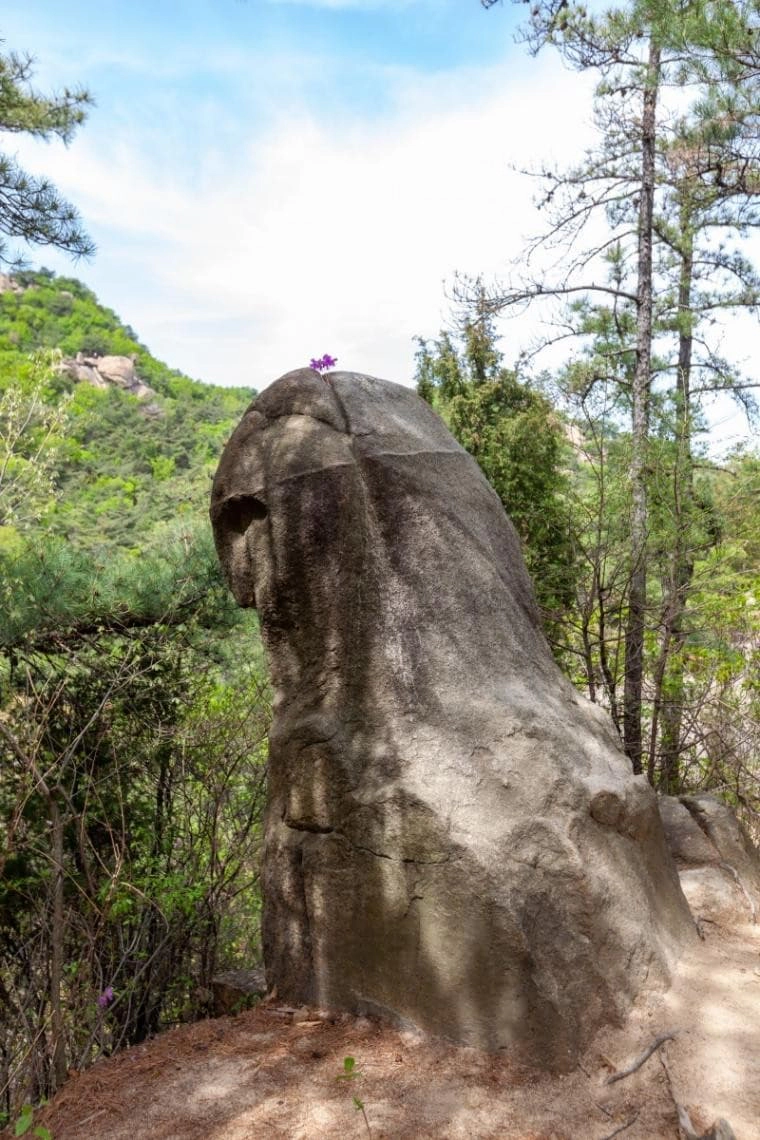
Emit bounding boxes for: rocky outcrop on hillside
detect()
[0,272,24,294]
[60,353,156,401]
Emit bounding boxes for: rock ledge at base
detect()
[211,369,695,1070]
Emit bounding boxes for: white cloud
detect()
[12,39,756,460]
[19,41,758,456]
[13,48,600,394]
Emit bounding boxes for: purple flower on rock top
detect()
[309,354,338,373]
[97,986,115,1009]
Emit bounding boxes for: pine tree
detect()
[473,0,760,774]
[0,45,94,265]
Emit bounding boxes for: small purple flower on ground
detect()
[97,986,115,1008]
[309,354,338,373]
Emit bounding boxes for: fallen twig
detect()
[595,1100,615,1119]
[600,1111,639,1139]
[77,1108,108,1127]
[604,1031,677,1085]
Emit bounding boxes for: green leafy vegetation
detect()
[463,0,760,794]
[0,271,252,552]
[417,293,759,814]
[0,273,268,1125]
[338,1057,372,1138]
[415,296,577,634]
[12,1102,51,1139]
[0,48,93,267]
[474,0,760,774]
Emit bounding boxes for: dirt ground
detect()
[26,922,760,1140]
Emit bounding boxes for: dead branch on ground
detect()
[604,1031,677,1085]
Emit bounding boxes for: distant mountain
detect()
[0,269,253,552]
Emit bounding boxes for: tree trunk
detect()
[48,786,68,1091]
[657,191,696,793]
[623,38,661,774]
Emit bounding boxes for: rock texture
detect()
[211,968,268,1016]
[60,353,156,400]
[0,272,24,294]
[210,368,695,1070]
[659,794,760,926]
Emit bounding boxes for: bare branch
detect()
[604,1031,678,1084]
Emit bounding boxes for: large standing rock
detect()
[210,369,695,1070]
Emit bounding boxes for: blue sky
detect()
[2,0,757,452]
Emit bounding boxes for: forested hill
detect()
[0,268,253,552]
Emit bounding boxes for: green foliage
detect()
[0,48,93,266]
[0,540,270,1112]
[0,270,267,1120]
[0,349,69,529]
[472,0,760,779]
[0,270,249,403]
[0,270,252,552]
[553,386,760,797]
[0,524,239,652]
[415,307,577,631]
[338,1056,359,1079]
[337,1057,371,1137]
[13,1103,51,1138]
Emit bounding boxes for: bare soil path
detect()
[24,923,760,1140]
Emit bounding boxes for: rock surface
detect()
[60,353,156,400]
[659,794,760,926]
[0,272,24,294]
[211,968,268,1016]
[210,368,695,1070]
